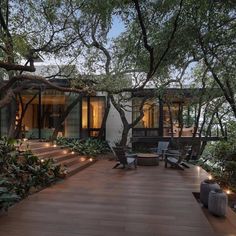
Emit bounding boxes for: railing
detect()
[133,128,159,137]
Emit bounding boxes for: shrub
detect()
[56,137,109,156]
[0,137,65,211]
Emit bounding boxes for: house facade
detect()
[0,79,223,153]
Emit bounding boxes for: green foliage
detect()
[0,179,20,211]
[56,137,109,156]
[200,121,236,187]
[0,137,65,211]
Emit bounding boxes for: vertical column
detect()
[159,97,163,137]
[38,88,42,139]
[87,97,90,137]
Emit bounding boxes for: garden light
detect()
[208,175,213,180]
[226,189,231,195]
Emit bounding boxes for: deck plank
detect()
[0,160,235,236]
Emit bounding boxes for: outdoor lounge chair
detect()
[164,149,190,170]
[150,141,169,160]
[111,146,137,169]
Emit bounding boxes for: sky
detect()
[108,16,125,39]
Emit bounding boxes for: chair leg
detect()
[112,163,120,169]
[180,162,190,168]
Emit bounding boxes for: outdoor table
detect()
[137,153,159,166]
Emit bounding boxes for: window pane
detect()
[133,98,159,128]
[65,94,80,138]
[82,98,88,128]
[89,97,105,128]
[19,90,39,139]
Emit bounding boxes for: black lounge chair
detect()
[164,150,190,170]
[150,141,169,160]
[111,146,137,169]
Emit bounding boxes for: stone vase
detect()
[208,189,228,217]
[200,179,220,207]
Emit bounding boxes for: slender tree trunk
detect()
[216,112,225,137]
[110,95,145,146]
[14,93,37,138]
[8,98,17,138]
[97,94,111,140]
[120,124,130,147]
[51,95,81,140]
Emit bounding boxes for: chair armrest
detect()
[125,153,137,159]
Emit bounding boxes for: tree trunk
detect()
[14,93,37,138]
[120,124,130,147]
[8,99,17,138]
[51,95,81,140]
[97,94,111,140]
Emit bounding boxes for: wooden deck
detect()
[0,160,236,236]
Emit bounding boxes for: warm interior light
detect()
[208,175,212,180]
[226,189,231,195]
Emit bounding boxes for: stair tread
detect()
[59,157,80,167]
[34,149,67,157]
[67,159,91,170]
[19,141,96,177]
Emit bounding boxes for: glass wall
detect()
[163,103,195,137]
[40,89,65,139]
[19,90,39,139]
[16,90,105,139]
[65,94,81,138]
[81,97,105,137]
[19,89,81,139]
[133,98,159,128]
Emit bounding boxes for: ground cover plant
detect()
[197,121,236,211]
[56,137,109,156]
[0,137,65,211]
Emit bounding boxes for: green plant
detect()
[56,137,109,156]
[0,179,20,211]
[0,137,65,210]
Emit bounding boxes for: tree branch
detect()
[0,61,36,72]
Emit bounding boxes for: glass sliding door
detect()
[81,97,105,138]
[40,89,65,139]
[133,98,159,137]
[18,90,39,139]
[64,93,81,138]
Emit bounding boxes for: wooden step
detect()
[31,146,64,153]
[66,159,97,177]
[35,149,69,158]
[59,156,80,167]
[53,153,78,163]
[19,140,97,177]
[20,141,51,149]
